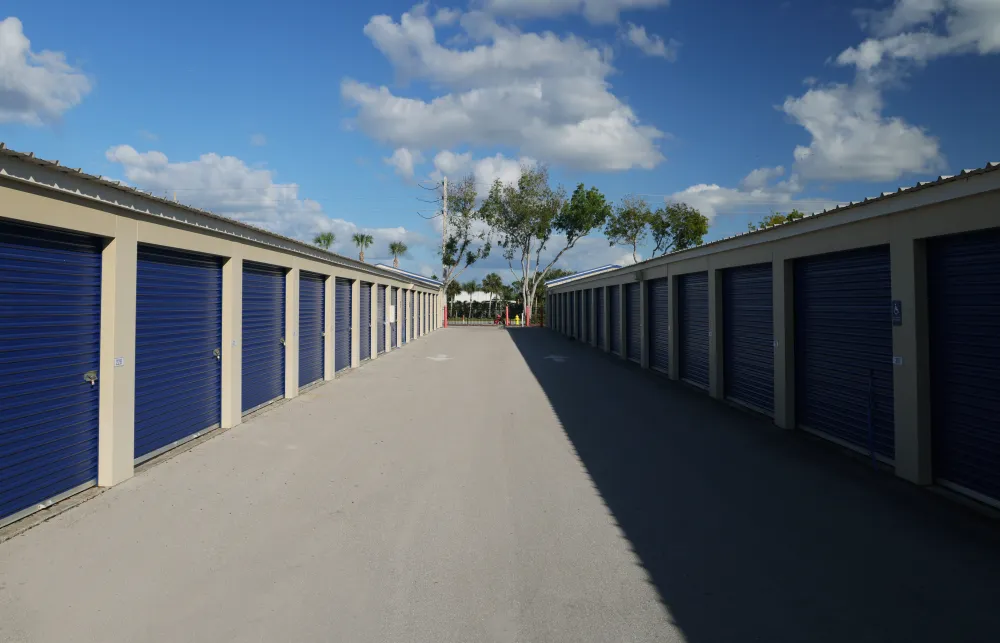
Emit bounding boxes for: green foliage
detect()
[604,195,651,263]
[650,203,709,257]
[388,241,408,267]
[442,175,491,287]
[313,232,335,250]
[479,168,607,323]
[747,209,807,232]
[352,233,374,262]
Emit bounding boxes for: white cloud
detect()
[480,0,671,24]
[384,147,425,179]
[250,133,267,146]
[781,81,943,182]
[0,17,91,125]
[433,7,462,25]
[343,7,664,172]
[431,150,537,190]
[105,145,426,259]
[837,0,1000,71]
[623,23,679,60]
[667,165,836,221]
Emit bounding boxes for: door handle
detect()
[213,348,221,361]
[83,370,98,386]
[279,337,286,346]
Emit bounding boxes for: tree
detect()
[352,233,373,262]
[461,280,478,317]
[388,241,408,268]
[649,202,709,257]
[480,168,609,326]
[446,279,462,314]
[604,195,651,264]
[441,174,491,292]
[313,232,335,250]
[747,209,807,232]
[481,272,503,317]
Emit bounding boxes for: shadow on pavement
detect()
[507,328,1000,643]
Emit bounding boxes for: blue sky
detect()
[2,0,998,279]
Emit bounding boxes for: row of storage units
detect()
[547,187,1000,509]
[0,214,442,528]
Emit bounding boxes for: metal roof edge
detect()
[0,144,428,286]
[374,264,443,288]
[544,264,622,286]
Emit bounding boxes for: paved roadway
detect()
[2,328,999,643]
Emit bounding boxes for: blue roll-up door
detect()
[795,246,894,458]
[401,288,408,344]
[723,264,774,415]
[648,278,669,374]
[360,283,372,360]
[928,228,1000,504]
[390,287,398,348]
[242,262,286,413]
[0,220,101,526]
[596,288,605,347]
[679,272,709,389]
[609,285,621,354]
[625,282,640,362]
[135,245,222,461]
[335,278,352,372]
[377,285,387,354]
[299,271,325,388]
[584,289,592,343]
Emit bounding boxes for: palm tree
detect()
[481,272,503,317]
[352,233,374,262]
[446,280,462,317]
[313,232,335,250]
[388,241,408,268]
[461,280,478,318]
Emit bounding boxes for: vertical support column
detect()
[98,218,138,487]
[618,283,627,360]
[221,248,242,428]
[324,275,335,381]
[668,274,680,380]
[640,277,650,369]
[590,288,598,348]
[709,268,725,400]
[601,287,610,352]
[351,279,360,368]
[285,268,299,398]
[396,287,403,347]
[570,291,577,339]
[891,236,932,484]
[383,285,391,353]
[370,282,379,358]
[773,257,795,429]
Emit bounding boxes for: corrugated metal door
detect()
[679,272,709,389]
[298,271,325,389]
[402,289,408,344]
[390,287,398,348]
[795,246,894,458]
[928,228,1000,504]
[335,278,352,372]
[625,282,640,362]
[377,285,387,354]
[647,278,669,373]
[723,264,774,415]
[596,288,605,347]
[242,262,286,413]
[360,283,372,360]
[0,221,101,526]
[584,289,592,343]
[610,285,621,354]
[135,246,222,462]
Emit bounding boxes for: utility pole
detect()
[442,176,448,327]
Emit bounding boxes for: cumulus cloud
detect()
[430,150,536,190]
[667,165,836,221]
[0,17,91,125]
[623,23,679,60]
[781,81,943,182]
[384,147,425,180]
[837,0,1000,71]
[479,0,670,24]
[342,6,664,172]
[105,145,426,259]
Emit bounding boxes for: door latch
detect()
[213,348,222,361]
[83,370,98,386]
[279,337,286,346]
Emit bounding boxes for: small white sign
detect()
[892,356,904,366]
[114,357,125,367]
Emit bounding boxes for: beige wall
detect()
[0,176,440,495]
[550,179,1000,494]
